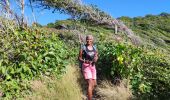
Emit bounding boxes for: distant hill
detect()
[46,13,170,56]
[119,13,170,52]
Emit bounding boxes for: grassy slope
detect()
[47,14,170,52]
[49,14,170,61]
[119,14,170,52]
[25,65,82,100]
[40,13,170,99]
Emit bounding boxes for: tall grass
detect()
[25,65,82,100]
[95,80,132,100]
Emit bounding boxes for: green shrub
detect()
[97,42,170,99]
[0,28,70,99]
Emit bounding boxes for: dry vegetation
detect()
[24,65,133,100]
[25,65,82,100]
[94,80,132,100]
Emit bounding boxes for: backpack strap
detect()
[81,44,97,53]
[81,44,86,52]
[93,44,97,52]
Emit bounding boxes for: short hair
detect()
[86,35,93,40]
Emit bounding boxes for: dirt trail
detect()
[77,67,132,100]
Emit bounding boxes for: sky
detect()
[12,0,170,25]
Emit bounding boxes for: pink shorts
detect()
[82,63,96,79]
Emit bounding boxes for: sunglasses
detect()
[86,39,92,42]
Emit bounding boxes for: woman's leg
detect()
[87,79,93,100]
[93,79,97,86]
[92,79,97,90]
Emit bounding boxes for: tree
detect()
[31,0,141,45]
[159,12,170,17]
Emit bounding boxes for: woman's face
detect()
[86,37,93,45]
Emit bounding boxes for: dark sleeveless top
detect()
[82,45,96,61]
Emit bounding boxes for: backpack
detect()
[81,43,97,53]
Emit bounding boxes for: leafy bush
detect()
[97,42,170,99]
[0,28,70,99]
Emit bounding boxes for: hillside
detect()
[44,13,170,99]
[119,13,170,52]
[46,13,170,57]
[0,0,170,99]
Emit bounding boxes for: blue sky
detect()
[13,0,170,25]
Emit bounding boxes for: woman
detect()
[79,35,98,100]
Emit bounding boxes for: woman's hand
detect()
[93,56,98,63]
[93,52,98,63]
[85,60,92,64]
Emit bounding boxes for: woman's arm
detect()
[93,51,98,63]
[78,50,84,63]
